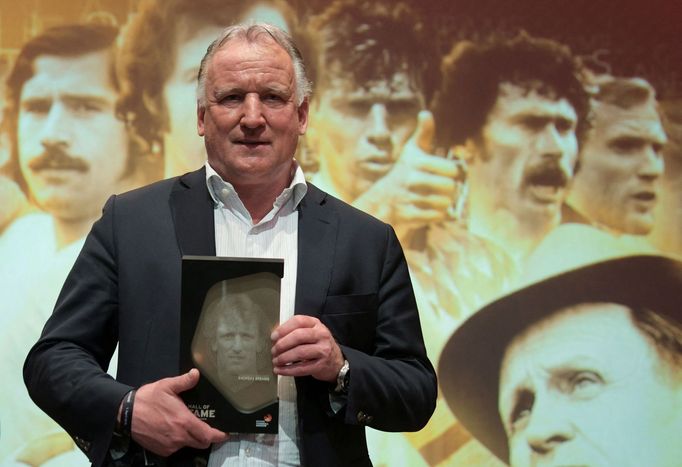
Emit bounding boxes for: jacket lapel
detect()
[295,183,336,318]
[169,167,216,257]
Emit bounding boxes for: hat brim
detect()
[437,254,682,462]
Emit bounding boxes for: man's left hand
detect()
[271,315,344,382]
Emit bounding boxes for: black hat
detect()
[437,254,682,462]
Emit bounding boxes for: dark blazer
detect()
[24,167,437,466]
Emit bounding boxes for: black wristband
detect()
[119,389,136,437]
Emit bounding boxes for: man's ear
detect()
[297,98,309,135]
[197,105,206,136]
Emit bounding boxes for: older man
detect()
[566,77,667,235]
[433,33,589,263]
[439,253,682,466]
[118,0,298,178]
[24,23,436,467]
[0,22,149,465]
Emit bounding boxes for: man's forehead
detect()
[21,51,116,98]
[491,81,577,120]
[592,101,667,143]
[324,68,423,101]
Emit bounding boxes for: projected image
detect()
[0,0,679,465]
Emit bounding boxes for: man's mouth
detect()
[359,155,394,176]
[236,139,269,148]
[526,164,569,203]
[631,189,658,210]
[632,190,656,202]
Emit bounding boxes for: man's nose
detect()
[638,144,664,180]
[40,103,70,148]
[240,94,266,129]
[524,395,575,456]
[537,125,564,160]
[366,103,392,152]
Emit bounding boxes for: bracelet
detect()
[119,389,136,437]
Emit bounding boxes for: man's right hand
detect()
[130,368,228,457]
[353,110,463,244]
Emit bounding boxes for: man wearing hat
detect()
[439,253,682,466]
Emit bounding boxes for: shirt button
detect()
[244,447,252,457]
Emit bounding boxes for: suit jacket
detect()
[24,167,437,466]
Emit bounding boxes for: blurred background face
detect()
[468,83,578,228]
[163,20,224,177]
[499,303,682,467]
[18,51,128,222]
[216,310,260,377]
[311,69,423,201]
[568,101,667,235]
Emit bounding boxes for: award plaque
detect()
[180,255,283,434]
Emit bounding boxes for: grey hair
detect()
[196,22,312,108]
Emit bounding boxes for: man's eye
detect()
[555,118,575,133]
[521,117,548,131]
[21,100,51,114]
[387,101,419,119]
[220,95,242,104]
[71,101,102,113]
[508,391,534,433]
[609,137,645,154]
[346,100,372,115]
[564,371,604,397]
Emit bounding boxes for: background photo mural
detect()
[0,0,680,465]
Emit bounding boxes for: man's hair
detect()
[432,32,589,148]
[196,22,312,108]
[309,0,436,102]
[631,306,682,377]
[117,0,299,149]
[2,22,144,192]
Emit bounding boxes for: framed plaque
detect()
[180,255,283,434]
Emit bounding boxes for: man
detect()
[432,33,589,263]
[307,0,460,247]
[0,23,149,465]
[24,23,436,467]
[194,276,278,413]
[439,253,682,466]
[118,0,298,178]
[566,76,667,235]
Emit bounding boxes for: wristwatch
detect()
[334,359,350,393]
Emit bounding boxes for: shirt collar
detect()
[205,160,308,211]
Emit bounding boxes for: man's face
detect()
[568,100,666,235]
[18,51,128,222]
[164,6,292,178]
[197,37,307,187]
[468,83,578,227]
[216,311,260,376]
[499,303,682,467]
[311,69,423,201]
[164,23,225,177]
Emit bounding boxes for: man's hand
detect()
[353,110,463,242]
[271,315,344,382]
[131,369,228,457]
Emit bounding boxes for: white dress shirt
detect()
[205,161,307,467]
